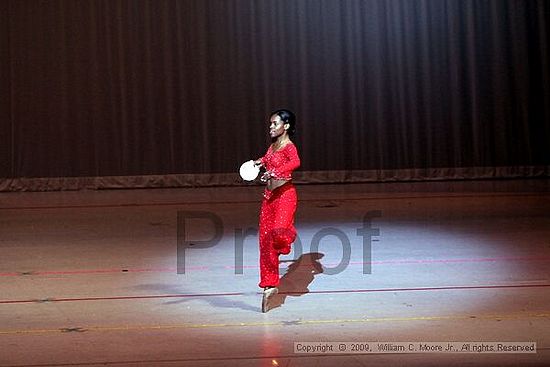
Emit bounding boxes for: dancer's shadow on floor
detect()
[269,252,324,311]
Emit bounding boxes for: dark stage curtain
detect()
[0,0,549,191]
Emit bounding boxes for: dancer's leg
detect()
[258,194,279,288]
[269,185,297,255]
[258,185,298,288]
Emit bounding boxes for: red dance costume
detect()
[258,143,301,288]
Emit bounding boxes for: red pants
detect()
[258,183,297,288]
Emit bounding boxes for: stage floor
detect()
[1,179,550,366]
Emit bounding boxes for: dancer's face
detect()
[269,115,288,139]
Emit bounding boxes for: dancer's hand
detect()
[260,171,272,183]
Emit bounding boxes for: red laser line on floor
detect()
[1,283,550,305]
[1,255,549,278]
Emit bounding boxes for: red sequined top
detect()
[260,142,301,180]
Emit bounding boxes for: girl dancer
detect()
[254,109,301,313]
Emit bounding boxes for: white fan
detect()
[239,160,260,181]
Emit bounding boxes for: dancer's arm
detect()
[269,144,300,179]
